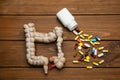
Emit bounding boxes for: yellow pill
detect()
[94,42,100,45]
[75,36,79,40]
[90,41,95,46]
[84,59,90,63]
[98,47,104,50]
[92,62,99,66]
[79,43,83,46]
[102,50,109,53]
[86,56,90,60]
[86,66,93,69]
[72,60,79,64]
[80,35,85,39]
[78,30,83,34]
[88,35,93,39]
[83,34,89,37]
[78,50,84,55]
[99,60,104,64]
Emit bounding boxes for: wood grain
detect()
[0,68,120,80]
[0,16,120,40]
[0,41,120,67]
[0,0,120,15]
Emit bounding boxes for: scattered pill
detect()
[78,50,84,55]
[77,39,82,43]
[98,47,104,50]
[86,66,93,69]
[92,62,99,66]
[84,59,90,63]
[99,60,104,64]
[83,34,89,37]
[94,42,100,45]
[72,60,79,64]
[90,39,97,42]
[80,35,85,39]
[79,43,83,47]
[86,56,90,60]
[75,36,79,40]
[95,36,101,41]
[73,30,78,35]
[78,30,83,34]
[74,43,78,50]
[98,53,104,58]
[90,41,95,46]
[78,46,82,50]
[84,43,90,48]
[88,35,93,39]
[102,50,109,53]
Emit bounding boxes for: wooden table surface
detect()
[0,0,120,80]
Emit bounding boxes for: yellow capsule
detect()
[78,50,84,55]
[83,34,89,37]
[72,60,79,64]
[84,59,90,63]
[99,60,104,64]
[78,30,83,34]
[98,47,104,50]
[90,41,95,46]
[92,62,99,66]
[86,66,93,69]
[88,35,93,39]
[80,35,85,39]
[86,56,90,60]
[75,36,79,40]
[78,43,83,46]
[102,50,109,53]
[94,42,100,45]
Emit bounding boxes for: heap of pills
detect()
[72,27,109,69]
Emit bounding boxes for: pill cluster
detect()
[72,27,109,69]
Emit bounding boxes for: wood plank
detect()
[0,41,120,67]
[0,68,120,80]
[0,16,120,40]
[0,0,120,15]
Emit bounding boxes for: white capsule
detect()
[84,43,90,48]
[78,46,82,50]
[98,53,104,57]
[73,30,78,35]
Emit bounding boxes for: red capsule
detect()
[49,64,55,70]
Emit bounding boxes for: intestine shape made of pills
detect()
[24,23,66,74]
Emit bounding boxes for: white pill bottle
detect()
[56,8,78,31]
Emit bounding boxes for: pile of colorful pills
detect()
[72,27,109,69]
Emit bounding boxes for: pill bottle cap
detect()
[56,8,78,31]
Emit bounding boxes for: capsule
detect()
[83,34,89,37]
[94,42,100,45]
[73,30,78,35]
[77,39,82,43]
[78,30,83,34]
[74,43,78,50]
[80,39,85,41]
[72,60,79,64]
[88,35,93,39]
[95,36,101,41]
[75,36,79,40]
[98,53,104,58]
[84,59,90,63]
[99,60,104,64]
[98,47,104,50]
[92,47,95,54]
[80,35,85,39]
[90,41,95,46]
[92,62,99,66]
[78,46,82,50]
[78,50,84,55]
[84,43,90,48]
[90,39,97,42]
[102,50,109,53]
[86,66,93,69]
[84,39,90,41]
